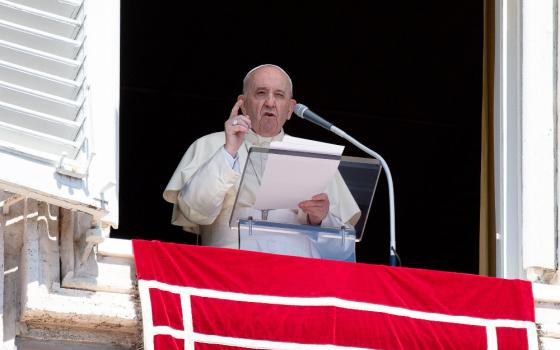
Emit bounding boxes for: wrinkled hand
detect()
[299,193,329,225]
[224,99,252,157]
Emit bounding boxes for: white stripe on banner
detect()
[140,279,534,329]
[486,326,497,350]
[152,325,185,339]
[181,293,195,350]
[526,324,539,350]
[138,279,538,350]
[148,325,375,350]
[193,333,376,350]
[138,280,155,350]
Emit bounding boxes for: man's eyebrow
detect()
[252,87,288,94]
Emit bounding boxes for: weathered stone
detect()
[0,191,139,349]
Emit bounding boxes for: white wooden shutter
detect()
[0,0,119,227]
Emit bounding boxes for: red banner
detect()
[133,240,537,350]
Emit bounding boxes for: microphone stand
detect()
[330,126,397,267]
[294,104,397,266]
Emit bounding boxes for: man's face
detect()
[240,67,296,137]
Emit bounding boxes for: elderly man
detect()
[163,64,360,253]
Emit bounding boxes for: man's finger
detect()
[299,201,322,208]
[238,115,252,127]
[303,206,323,213]
[299,202,328,212]
[233,117,250,129]
[311,193,328,201]
[230,119,249,129]
[228,124,249,134]
[230,100,244,118]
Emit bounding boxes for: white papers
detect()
[269,135,344,156]
[252,137,344,210]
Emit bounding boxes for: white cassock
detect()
[163,129,361,257]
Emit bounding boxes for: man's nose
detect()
[264,94,275,107]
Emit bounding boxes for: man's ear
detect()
[237,95,246,114]
[288,99,297,120]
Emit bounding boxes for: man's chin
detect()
[255,121,281,137]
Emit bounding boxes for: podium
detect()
[229,147,381,262]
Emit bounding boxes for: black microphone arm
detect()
[293,103,397,266]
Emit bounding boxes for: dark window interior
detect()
[114,1,483,274]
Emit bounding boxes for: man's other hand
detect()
[299,193,329,225]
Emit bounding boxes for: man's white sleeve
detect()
[221,147,240,173]
[321,212,349,229]
[177,147,240,225]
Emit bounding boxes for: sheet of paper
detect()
[270,135,344,156]
[253,138,344,210]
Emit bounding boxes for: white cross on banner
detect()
[132,240,537,350]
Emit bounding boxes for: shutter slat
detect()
[0,120,81,156]
[0,60,82,99]
[0,19,82,58]
[0,39,82,79]
[0,80,82,120]
[7,0,83,19]
[0,101,82,140]
[0,0,82,39]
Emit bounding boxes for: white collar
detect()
[244,128,285,147]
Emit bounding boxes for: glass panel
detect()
[338,156,382,241]
[238,219,356,262]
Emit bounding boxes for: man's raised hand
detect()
[224,99,252,157]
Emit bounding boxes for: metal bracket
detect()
[248,216,254,236]
[261,209,269,221]
[92,198,108,206]
[339,225,347,246]
[56,152,96,179]
[93,182,115,208]
[80,226,104,264]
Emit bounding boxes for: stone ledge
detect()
[533,283,560,304]
[18,327,137,349]
[62,257,134,294]
[16,337,132,350]
[20,282,139,347]
[533,282,560,343]
[540,337,560,350]
[539,323,560,339]
[97,238,133,259]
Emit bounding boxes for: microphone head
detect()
[293,103,308,118]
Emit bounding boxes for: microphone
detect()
[293,104,333,130]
